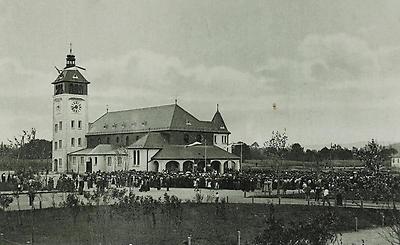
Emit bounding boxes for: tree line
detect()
[0,128,51,160]
[233,139,397,163]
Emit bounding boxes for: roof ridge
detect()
[108,103,175,114]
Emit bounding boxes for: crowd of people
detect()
[1,168,400,205]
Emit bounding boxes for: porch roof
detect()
[152,145,239,160]
[69,144,127,156]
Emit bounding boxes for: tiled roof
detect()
[52,68,89,84]
[69,144,127,155]
[127,132,168,149]
[152,145,239,160]
[87,104,230,135]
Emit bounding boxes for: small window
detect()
[184,134,189,144]
[54,142,58,150]
[71,138,75,147]
[107,137,110,144]
[59,158,62,168]
[133,151,136,165]
[71,120,75,129]
[126,136,129,146]
[55,124,58,133]
[78,120,82,129]
[80,156,84,164]
[78,138,82,147]
[116,137,120,143]
[59,121,63,130]
[94,157,98,166]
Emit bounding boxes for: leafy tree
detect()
[264,130,288,195]
[354,139,393,173]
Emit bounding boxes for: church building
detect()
[52,51,240,174]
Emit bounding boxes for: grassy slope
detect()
[0,204,394,245]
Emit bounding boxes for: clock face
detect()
[71,101,82,113]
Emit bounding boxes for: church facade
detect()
[52,51,240,174]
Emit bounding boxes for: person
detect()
[322,187,331,206]
[215,192,219,203]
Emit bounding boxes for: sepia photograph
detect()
[1,0,400,244]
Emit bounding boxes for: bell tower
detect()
[52,46,90,173]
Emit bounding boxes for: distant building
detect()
[391,154,400,168]
[52,51,239,174]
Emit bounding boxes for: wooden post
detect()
[252,197,254,204]
[355,217,358,232]
[227,196,229,203]
[237,230,241,245]
[382,213,385,227]
[188,235,191,245]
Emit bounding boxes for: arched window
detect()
[106,137,110,144]
[116,136,120,144]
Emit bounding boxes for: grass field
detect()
[0,203,394,245]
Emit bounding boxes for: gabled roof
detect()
[127,132,168,149]
[152,145,239,160]
[69,144,127,156]
[211,110,228,131]
[52,67,89,84]
[87,104,230,135]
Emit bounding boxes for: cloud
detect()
[85,49,273,112]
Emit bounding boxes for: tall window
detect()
[72,157,76,165]
[107,137,110,144]
[59,158,62,168]
[54,142,58,150]
[71,120,75,129]
[116,136,120,144]
[117,157,122,166]
[54,124,58,133]
[78,120,82,129]
[59,121,63,130]
[214,135,217,143]
[59,140,62,149]
[107,157,112,166]
[71,138,75,147]
[126,136,129,146]
[80,156,84,164]
[94,157,98,166]
[133,150,140,165]
[78,138,82,147]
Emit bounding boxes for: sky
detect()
[1,0,400,147]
